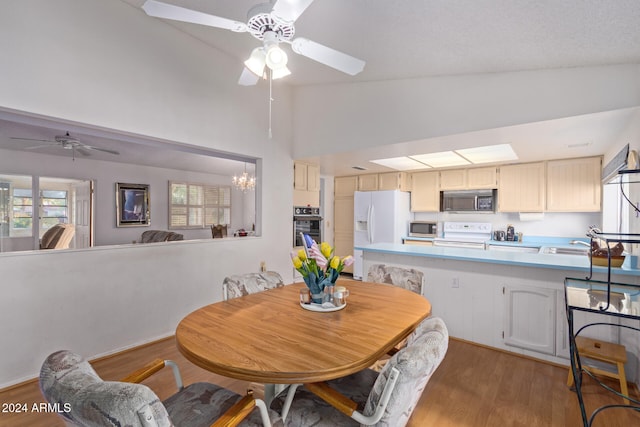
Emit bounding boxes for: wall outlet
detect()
[452,277,459,288]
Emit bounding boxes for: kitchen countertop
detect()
[356,240,640,277]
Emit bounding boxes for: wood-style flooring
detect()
[1,337,638,427]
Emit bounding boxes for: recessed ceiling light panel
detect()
[370,157,429,170]
[455,144,518,164]
[410,151,470,168]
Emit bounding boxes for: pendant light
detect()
[232,163,256,192]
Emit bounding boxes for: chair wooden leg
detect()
[616,362,630,405]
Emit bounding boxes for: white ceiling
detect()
[0,114,255,176]
[119,0,640,86]
[2,1,640,176]
[305,107,640,176]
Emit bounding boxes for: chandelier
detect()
[232,163,256,192]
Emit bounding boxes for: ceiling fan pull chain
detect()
[268,69,273,139]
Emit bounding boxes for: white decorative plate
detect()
[300,302,346,312]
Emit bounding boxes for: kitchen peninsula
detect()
[356,241,640,386]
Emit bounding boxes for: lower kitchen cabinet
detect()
[503,285,556,355]
[360,252,635,365]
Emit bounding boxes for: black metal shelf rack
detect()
[565,229,640,423]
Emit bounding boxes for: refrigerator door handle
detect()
[368,205,376,243]
[366,205,370,242]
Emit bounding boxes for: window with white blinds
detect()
[169,182,231,229]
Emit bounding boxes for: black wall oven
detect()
[293,206,322,246]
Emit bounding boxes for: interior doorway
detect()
[0,174,93,252]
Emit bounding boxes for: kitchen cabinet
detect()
[439,169,466,190]
[357,174,379,191]
[294,162,320,207]
[294,162,319,191]
[498,162,546,212]
[352,172,410,191]
[335,175,358,197]
[467,167,498,189]
[333,176,357,273]
[333,196,353,273]
[378,172,410,191]
[546,156,602,212]
[360,242,640,371]
[439,167,497,190]
[409,171,440,212]
[503,285,556,355]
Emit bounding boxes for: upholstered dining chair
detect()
[367,264,426,370]
[222,271,288,402]
[222,271,285,301]
[272,316,448,427]
[367,264,424,295]
[40,350,280,427]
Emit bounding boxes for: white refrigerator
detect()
[353,190,412,280]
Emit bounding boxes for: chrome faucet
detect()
[570,240,591,247]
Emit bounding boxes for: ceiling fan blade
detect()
[10,137,54,143]
[76,147,92,157]
[142,0,248,32]
[23,143,59,150]
[83,145,120,155]
[272,0,315,23]
[238,67,260,86]
[291,37,365,75]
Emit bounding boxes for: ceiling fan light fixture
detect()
[271,65,291,80]
[244,47,267,77]
[265,44,288,70]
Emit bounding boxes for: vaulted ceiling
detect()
[119,0,640,86]
[2,0,640,176]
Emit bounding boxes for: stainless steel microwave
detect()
[409,221,437,237]
[440,189,496,213]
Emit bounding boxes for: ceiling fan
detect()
[10,132,120,159]
[141,0,366,85]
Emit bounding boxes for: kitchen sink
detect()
[543,247,589,256]
[486,244,541,253]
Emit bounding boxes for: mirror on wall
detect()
[0,112,258,253]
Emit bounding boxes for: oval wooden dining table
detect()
[176,279,431,399]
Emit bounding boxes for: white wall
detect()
[0,0,295,387]
[293,64,640,158]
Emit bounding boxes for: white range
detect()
[433,221,492,249]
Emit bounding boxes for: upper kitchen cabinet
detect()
[378,172,410,191]
[467,167,498,189]
[353,172,410,191]
[294,162,320,192]
[439,169,467,190]
[440,167,497,190]
[335,175,358,197]
[357,174,379,191]
[410,171,440,212]
[294,161,320,207]
[498,162,546,212]
[546,156,602,212]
